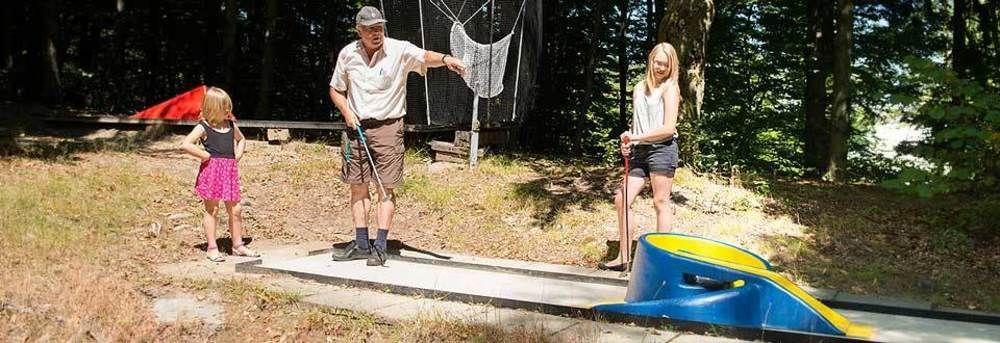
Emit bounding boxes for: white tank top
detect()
[631,82,675,145]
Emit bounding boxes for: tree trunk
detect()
[658,0,715,166]
[619,0,630,131]
[222,0,238,88]
[580,5,600,148]
[824,0,853,182]
[973,0,998,58]
[952,0,971,79]
[646,0,655,50]
[32,0,61,103]
[77,3,101,73]
[1,1,14,70]
[255,0,278,118]
[143,1,162,98]
[968,0,996,83]
[804,0,834,177]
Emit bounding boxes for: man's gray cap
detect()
[356,6,387,27]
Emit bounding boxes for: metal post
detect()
[470,97,480,166]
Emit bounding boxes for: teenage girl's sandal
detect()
[597,261,626,272]
[206,248,226,262]
[232,245,261,257]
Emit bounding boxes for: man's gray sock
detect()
[355,227,370,250]
[375,229,388,250]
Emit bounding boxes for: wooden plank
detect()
[43,116,346,130]
[455,130,510,147]
[433,152,467,164]
[429,140,467,155]
[267,128,291,143]
[434,150,483,160]
[39,115,460,132]
[455,131,470,147]
[429,140,484,157]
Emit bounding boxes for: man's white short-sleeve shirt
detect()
[330,38,427,121]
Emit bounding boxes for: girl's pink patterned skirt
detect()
[195,158,241,202]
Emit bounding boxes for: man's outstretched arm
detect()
[423,50,466,76]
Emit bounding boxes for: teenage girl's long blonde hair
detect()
[644,42,680,94]
[200,87,233,127]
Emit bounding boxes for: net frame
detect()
[378,0,539,129]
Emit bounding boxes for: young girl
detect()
[180,87,259,262]
[599,43,682,271]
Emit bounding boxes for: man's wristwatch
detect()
[443,54,452,64]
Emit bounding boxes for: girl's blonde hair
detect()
[644,42,680,94]
[200,87,233,127]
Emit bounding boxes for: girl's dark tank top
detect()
[200,121,235,158]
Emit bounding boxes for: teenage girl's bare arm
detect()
[233,123,246,161]
[179,125,210,161]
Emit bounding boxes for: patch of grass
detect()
[224,280,302,310]
[672,168,706,191]
[708,219,751,238]
[0,160,157,252]
[931,228,972,254]
[284,158,338,185]
[578,238,605,263]
[390,313,554,343]
[759,235,811,264]
[510,179,550,208]
[847,263,893,289]
[479,154,531,176]
[8,126,170,161]
[404,147,430,165]
[989,296,1000,312]
[291,307,386,337]
[399,174,460,210]
[291,140,332,157]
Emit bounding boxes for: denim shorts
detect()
[628,139,679,178]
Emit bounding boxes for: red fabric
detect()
[130,85,206,120]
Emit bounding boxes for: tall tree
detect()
[645,0,656,50]
[824,0,853,182]
[952,0,972,79]
[222,0,238,89]
[804,0,834,177]
[658,0,715,166]
[256,0,279,118]
[31,0,61,103]
[0,1,14,98]
[2,2,14,70]
[618,0,631,131]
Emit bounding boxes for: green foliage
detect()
[699,1,808,176]
[522,1,649,163]
[884,57,1000,197]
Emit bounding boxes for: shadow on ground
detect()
[760,180,1000,311]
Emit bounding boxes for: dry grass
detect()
[0,132,558,341]
[1,128,997,342]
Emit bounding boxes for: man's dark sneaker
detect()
[331,240,370,261]
[366,245,387,266]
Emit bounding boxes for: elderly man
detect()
[329,6,466,266]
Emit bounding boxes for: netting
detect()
[378,0,539,128]
[450,22,512,98]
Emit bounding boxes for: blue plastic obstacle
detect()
[593,233,872,338]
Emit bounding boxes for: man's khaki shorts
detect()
[341,118,404,189]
